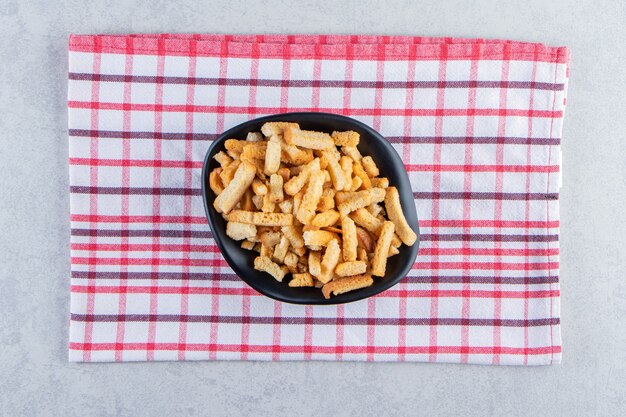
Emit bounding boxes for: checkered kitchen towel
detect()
[68,34,569,364]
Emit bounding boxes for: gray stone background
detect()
[0,0,624,416]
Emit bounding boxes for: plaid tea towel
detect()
[68,34,569,364]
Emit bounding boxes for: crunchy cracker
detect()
[254,255,286,282]
[319,239,341,284]
[337,187,385,216]
[371,221,395,277]
[283,126,335,150]
[213,161,256,214]
[226,222,257,241]
[246,131,263,142]
[335,261,367,277]
[303,230,339,247]
[284,158,320,196]
[296,170,325,224]
[209,169,224,195]
[384,187,417,246]
[332,130,360,147]
[261,121,299,137]
[341,146,362,161]
[289,272,314,287]
[322,274,373,299]
[312,210,340,228]
[361,156,380,178]
[269,174,284,203]
[341,216,358,262]
[227,210,293,226]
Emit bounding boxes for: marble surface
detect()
[0,0,624,416]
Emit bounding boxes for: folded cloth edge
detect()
[68,34,569,63]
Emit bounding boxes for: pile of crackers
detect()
[209,122,417,299]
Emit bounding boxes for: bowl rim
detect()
[201,112,419,305]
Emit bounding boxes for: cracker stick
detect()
[241,189,255,211]
[339,156,353,191]
[241,142,268,160]
[292,190,303,218]
[334,191,349,205]
[341,216,358,262]
[322,226,342,234]
[289,272,314,287]
[213,151,233,169]
[303,230,339,247]
[209,170,224,195]
[283,126,334,150]
[241,240,256,250]
[321,169,331,185]
[296,170,325,224]
[246,131,263,142]
[289,165,305,176]
[347,176,361,192]
[337,187,385,216]
[331,130,360,147]
[335,261,367,277]
[350,208,383,235]
[269,174,284,203]
[264,140,281,175]
[251,194,263,210]
[370,177,389,188]
[244,157,266,180]
[259,230,281,247]
[293,246,307,257]
[226,139,266,155]
[278,199,293,214]
[352,160,371,189]
[309,251,322,279]
[261,192,275,212]
[341,146,362,161]
[213,161,256,214]
[357,248,368,261]
[319,239,341,283]
[260,244,272,257]
[361,156,380,178]
[322,274,373,299]
[251,178,268,195]
[226,149,241,160]
[284,252,299,267]
[282,225,305,249]
[384,187,417,246]
[227,210,293,226]
[226,222,257,241]
[319,155,328,170]
[219,159,241,187]
[388,246,399,257]
[321,151,346,191]
[312,210,340,228]
[272,235,290,263]
[367,202,382,217]
[316,188,335,211]
[284,158,320,196]
[261,121,299,137]
[281,142,314,165]
[254,256,287,282]
[277,167,290,183]
[356,226,374,252]
[371,221,395,277]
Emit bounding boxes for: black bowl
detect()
[201,112,419,305]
